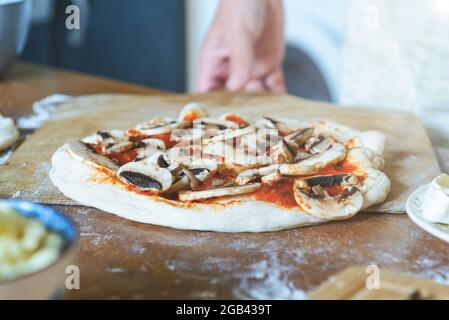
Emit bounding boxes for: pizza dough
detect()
[0,114,19,152]
[50,103,391,232]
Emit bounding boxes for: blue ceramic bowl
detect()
[0,200,77,299]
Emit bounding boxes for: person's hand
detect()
[198,0,286,93]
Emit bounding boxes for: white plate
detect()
[406,184,449,243]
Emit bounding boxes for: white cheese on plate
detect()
[422,174,449,224]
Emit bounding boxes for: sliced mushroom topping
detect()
[279,144,346,176]
[207,126,256,144]
[179,183,261,201]
[134,140,147,149]
[278,163,317,176]
[311,185,327,197]
[167,160,217,190]
[82,130,133,155]
[140,138,166,151]
[298,174,359,189]
[294,151,312,162]
[202,141,269,167]
[179,102,209,121]
[165,176,190,194]
[272,139,295,164]
[136,146,166,162]
[284,128,314,146]
[67,140,120,172]
[309,136,334,154]
[236,165,278,185]
[117,162,172,192]
[236,169,259,185]
[293,179,363,220]
[261,171,283,185]
[195,118,239,130]
[188,160,217,181]
[119,171,162,190]
[256,117,298,135]
[135,119,190,136]
[239,132,261,155]
[181,168,200,189]
[104,140,134,154]
[256,117,278,129]
[97,131,112,139]
[141,151,181,173]
[82,130,127,144]
[156,153,169,168]
[300,143,346,169]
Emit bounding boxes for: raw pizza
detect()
[50,102,391,232]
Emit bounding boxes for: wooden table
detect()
[2,62,449,299]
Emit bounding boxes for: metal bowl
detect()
[0,200,77,299]
[0,0,31,76]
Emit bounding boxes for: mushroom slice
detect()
[195,118,239,130]
[142,151,171,167]
[133,139,164,158]
[176,160,217,188]
[208,126,256,143]
[301,173,359,189]
[82,130,133,155]
[236,165,278,185]
[278,163,317,176]
[104,140,134,154]
[136,146,166,162]
[82,129,127,144]
[67,140,120,172]
[165,176,190,194]
[280,143,347,176]
[188,160,218,181]
[181,168,200,189]
[293,180,363,220]
[179,102,209,121]
[272,139,295,163]
[117,162,172,192]
[135,119,190,136]
[256,117,278,129]
[179,183,260,201]
[140,138,166,151]
[308,136,334,154]
[294,151,312,162]
[261,171,283,185]
[300,143,346,169]
[236,169,259,185]
[284,128,314,146]
[256,117,298,135]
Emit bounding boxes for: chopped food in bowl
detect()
[0,200,76,299]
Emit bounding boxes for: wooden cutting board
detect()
[0,93,440,213]
[308,266,449,299]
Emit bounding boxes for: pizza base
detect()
[50,144,325,232]
[49,115,391,233]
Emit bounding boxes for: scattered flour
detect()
[70,206,449,299]
[17,95,73,130]
[105,267,128,273]
[232,253,307,300]
[11,190,21,199]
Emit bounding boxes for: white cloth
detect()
[340,0,449,148]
